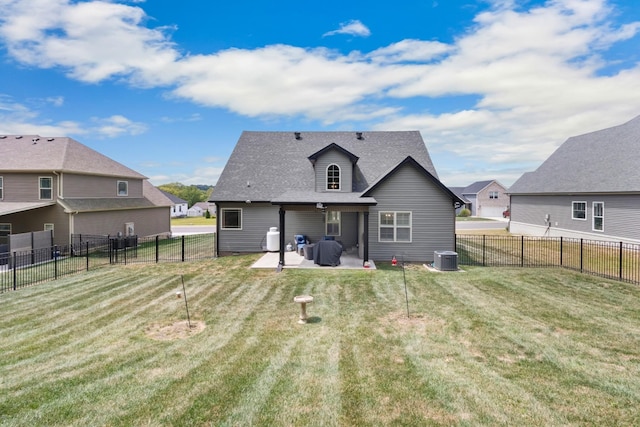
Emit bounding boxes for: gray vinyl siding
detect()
[217,203,360,254]
[72,207,170,239]
[367,164,456,262]
[510,194,640,242]
[313,150,353,193]
[217,203,280,253]
[63,173,143,198]
[285,210,358,249]
[0,173,59,202]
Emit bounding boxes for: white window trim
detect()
[489,191,499,199]
[39,176,53,200]
[572,201,587,220]
[0,176,3,200]
[326,163,341,191]
[44,223,54,237]
[378,211,412,243]
[221,208,243,230]
[592,202,604,232]
[325,211,341,236]
[117,180,128,196]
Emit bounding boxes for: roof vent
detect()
[0,135,6,139]
[47,137,55,141]
[356,132,363,140]
[32,137,40,144]
[15,135,22,139]
[294,132,302,140]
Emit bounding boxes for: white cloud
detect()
[1,0,640,185]
[0,94,83,135]
[323,20,371,38]
[90,115,147,137]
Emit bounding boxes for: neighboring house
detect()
[450,180,508,217]
[161,190,188,217]
[508,115,640,243]
[210,131,464,264]
[187,201,215,217]
[448,187,471,215]
[0,135,172,247]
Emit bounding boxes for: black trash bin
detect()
[303,243,315,260]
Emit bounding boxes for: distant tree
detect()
[158,182,210,207]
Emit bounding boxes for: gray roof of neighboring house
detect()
[210,131,440,203]
[509,115,640,194]
[448,187,470,203]
[160,190,188,205]
[461,180,494,195]
[0,135,145,178]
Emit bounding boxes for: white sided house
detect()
[508,115,640,244]
[210,131,464,265]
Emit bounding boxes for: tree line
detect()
[158,183,214,207]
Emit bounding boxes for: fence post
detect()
[86,242,89,271]
[521,235,524,267]
[482,235,486,266]
[54,245,58,280]
[619,241,623,280]
[13,251,17,291]
[580,239,584,273]
[156,235,159,263]
[560,236,563,267]
[181,235,185,262]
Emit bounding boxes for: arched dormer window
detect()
[327,164,340,190]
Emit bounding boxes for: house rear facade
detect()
[0,135,172,247]
[508,116,640,244]
[210,131,464,264]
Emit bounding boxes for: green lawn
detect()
[171,216,216,226]
[1,256,640,426]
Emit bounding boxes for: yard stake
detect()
[181,275,192,329]
[400,255,410,318]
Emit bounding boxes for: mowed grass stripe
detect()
[2,257,640,425]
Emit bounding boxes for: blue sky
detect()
[1,0,639,187]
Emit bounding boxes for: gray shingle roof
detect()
[160,189,188,204]
[462,180,494,195]
[210,131,439,202]
[509,115,640,194]
[0,135,145,178]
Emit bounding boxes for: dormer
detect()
[308,143,359,193]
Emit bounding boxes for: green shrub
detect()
[458,208,471,217]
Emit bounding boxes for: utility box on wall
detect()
[434,250,458,271]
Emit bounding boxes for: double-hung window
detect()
[572,201,586,220]
[489,191,499,199]
[593,202,604,231]
[379,211,412,242]
[221,208,242,230]
[327,164,340,190]
[326,211,341,236]
[39,177,52,200]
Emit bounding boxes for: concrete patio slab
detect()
[251,251,376,270]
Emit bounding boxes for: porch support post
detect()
[279,206,286,267]
[363,211,369,265]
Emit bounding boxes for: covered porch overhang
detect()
[270,191,377,269]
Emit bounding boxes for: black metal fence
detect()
[456,235,640,285]
[1,234,215,293]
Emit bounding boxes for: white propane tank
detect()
[266,227,280,252]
